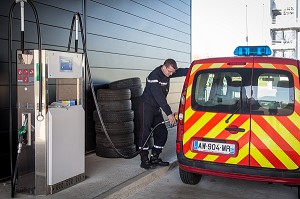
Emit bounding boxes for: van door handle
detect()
[225,125,245,134]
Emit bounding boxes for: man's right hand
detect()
[167,114,177,126]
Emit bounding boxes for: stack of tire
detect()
[93,88,136,158]
[108,78,143,149]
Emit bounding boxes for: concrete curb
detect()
[95,159,178,199]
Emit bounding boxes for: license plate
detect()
[193,140,235,155]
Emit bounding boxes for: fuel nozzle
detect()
[162,113,178,128]
[18,117,28,136]
[18,115,29,146]
[174,113,178,121]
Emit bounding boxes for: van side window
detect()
[251,70,294,116]
[192,68,251,113]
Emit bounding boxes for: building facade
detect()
[271,0,300,58]
[0,0,191,181]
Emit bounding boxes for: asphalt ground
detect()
[127,166,298,199]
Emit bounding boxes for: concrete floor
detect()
[0,128,178,199]
[2,126,299,199]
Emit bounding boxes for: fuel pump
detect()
[8,1,173,197]
[15,50,86,196]
[8,0,85,197]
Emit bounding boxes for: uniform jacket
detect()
[141,65,188,116]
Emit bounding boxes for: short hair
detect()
[164,59,178,70]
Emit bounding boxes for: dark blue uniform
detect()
[139,65,188,154]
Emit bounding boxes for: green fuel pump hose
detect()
[12,117,28,197]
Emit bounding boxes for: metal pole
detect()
[20,0,25,53]
[246,5,249,45]
[296,0,298,59]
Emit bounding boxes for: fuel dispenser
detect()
[16,50,85,195]
[9,0,167,196]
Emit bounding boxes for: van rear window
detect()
[191,68,294,116]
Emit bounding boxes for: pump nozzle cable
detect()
[8,0,43,197]
[67,14,76,52]
[68,13,173,159]
[8,3,17,197]
[26,0,43,121]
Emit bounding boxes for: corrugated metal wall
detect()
[0,0,191,180]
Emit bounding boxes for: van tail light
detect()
[177,67,192,143]
[176,142,181,153]
[177,91,185,142]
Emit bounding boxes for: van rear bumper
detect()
[177,150,300,185]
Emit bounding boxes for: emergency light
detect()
[234,45,272,56]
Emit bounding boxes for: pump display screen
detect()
[59,56,73,72]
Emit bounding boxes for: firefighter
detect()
[138,59,188,169]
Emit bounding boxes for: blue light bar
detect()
[234,45,272,56]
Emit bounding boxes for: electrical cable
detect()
[68,12,172,159]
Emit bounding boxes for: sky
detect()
[192,0,272,60]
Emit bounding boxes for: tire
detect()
[130,86,143,98]
[131,97,141,111]
[95,121,134,135]
[96,133,134,148]
[97,88,131,101]
[179,167,201,185]
[109,77,142,89]
[95,144,136,158]
[97,100,131,111]
[93,110,134,123]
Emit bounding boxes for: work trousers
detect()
[138,101,168,154]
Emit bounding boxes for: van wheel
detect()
[179,167,201,185]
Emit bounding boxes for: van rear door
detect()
[249,57,300,170]
[183,57,253,166]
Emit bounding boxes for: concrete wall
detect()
[0,0,191,180]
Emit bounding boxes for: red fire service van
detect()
[176,46,300,197]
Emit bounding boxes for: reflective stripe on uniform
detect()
[139,146,149,150]
[147,78,168,86]
[153,145,164,149]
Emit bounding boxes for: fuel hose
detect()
[68,13,173,159]
[8,0,43,197]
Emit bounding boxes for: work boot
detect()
[140,159,156,170]
[140,150,156,169]
[150,153,169,166]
